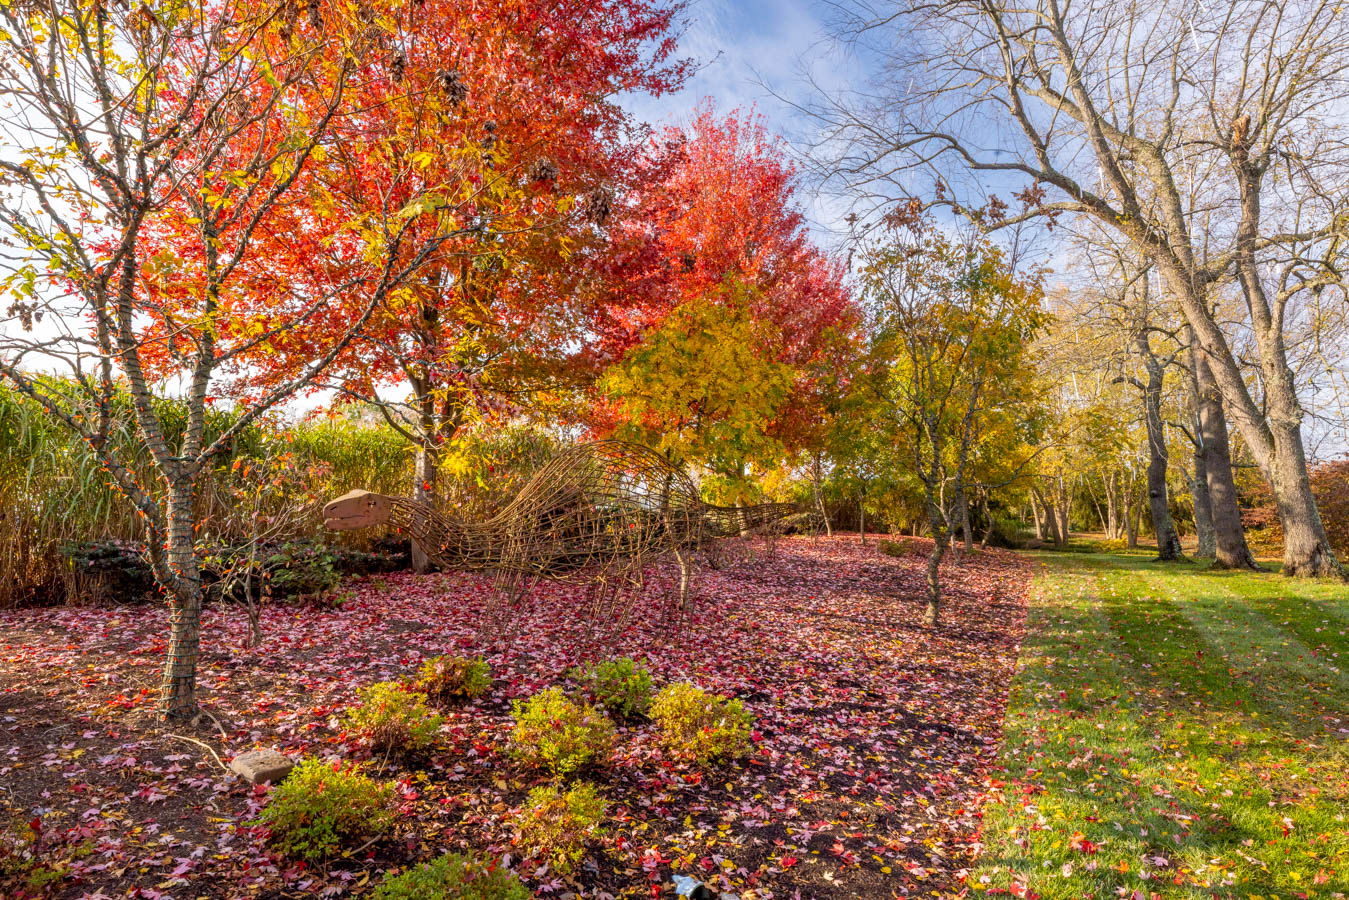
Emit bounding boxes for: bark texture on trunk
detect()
[1136,348,1183,560]
[1054,475,1071,545]
[159,489,203,720]
[1191,354,1258,569]
[1148,152,1341,578]
[1190,462,1217,559]
[923,517,945,626]
[1268,423,1340,577]
[411,442,439,574]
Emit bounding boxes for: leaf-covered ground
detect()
[0,537,1031,899]
[971,550,1349,899]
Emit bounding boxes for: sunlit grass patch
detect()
[970,552,1349,898]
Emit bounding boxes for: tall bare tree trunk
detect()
[1226,147,1341,577]
[1122,475,1139,548]
[1137,347,1183,560]
[1189,461,1217,559]
[1104,470,1120,539]
[1054,474,1071,545]
[1189,351,1256,569]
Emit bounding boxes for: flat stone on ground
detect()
[229,749,294,785]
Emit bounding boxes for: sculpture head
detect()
[323,489,393,531]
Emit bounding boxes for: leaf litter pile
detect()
[0,537,1031,898]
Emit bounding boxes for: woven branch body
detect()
[324,442,798,620]
[390,441,794,575]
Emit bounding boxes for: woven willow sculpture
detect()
[323,440,798,622]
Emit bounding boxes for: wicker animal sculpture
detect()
[323,441,797,621]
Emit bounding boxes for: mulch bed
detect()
[0,536,1032,899]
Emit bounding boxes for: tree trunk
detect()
[1104,471,1120,540]
[1030,491,1045,540]
[1122,475,1138,548]
[1189,336,1258,569]
[811,452,832,537]
[1137,347,1183,561]
[1054,474,1070,545]
[1189,461,1217,559]
[859,497,867,546]
[923,505,946,626]
[159,487,204,720]
[954,486,973,553]
[411,440,439,574]
[1269,422,1340,577]
[1152,186,1339,576]
[1036,484,1063,545]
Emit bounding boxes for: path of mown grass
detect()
[969,551,1349,899]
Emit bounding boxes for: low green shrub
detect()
[509,687,615,777]
[877,538,923,558]
[513,783,607,876]
[1,816,72,896]
[568,657,653,719]
[649,682,753,765]
[252,758,395,861]
[371,852,529,900]
[344,682,444,754]
[416,655,492,704]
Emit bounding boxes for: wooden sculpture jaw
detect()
[322,489,394,531]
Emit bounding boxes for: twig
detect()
[165,733,230,773]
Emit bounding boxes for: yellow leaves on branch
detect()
[602,279,793,473]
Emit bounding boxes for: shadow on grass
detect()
[970,549,1349,897]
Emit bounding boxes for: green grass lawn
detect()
[970,551,1349,899]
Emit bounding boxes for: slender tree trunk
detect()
[1054,474,1071,545]
[1122,475,1138,548]
[411,440,439,574]
[1137,347,1183,560]
[160,486,204,720]
[811,452,832,537]
[922,499,946,626]
[1189,461,1217,559]
[1030,491,1045,540]
[955,486,973,553]
[1105,471,1120,540]
[1191,353,1258,569]
[1089,490,1108,536]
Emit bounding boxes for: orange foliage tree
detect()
[198,0,691,570]
[591,107,857,499]
[0,0,472,717]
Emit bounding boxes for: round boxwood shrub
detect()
[344,681,444,755]
[416,655,492,704]
[509,687,615,778]
[513,782,607,876]
[252,758,395,861]
[649,682,753,765]
[568,656,654,719]
[372,852,529,900]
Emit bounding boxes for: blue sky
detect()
[624,0,835,131]
[621,0,858,235]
